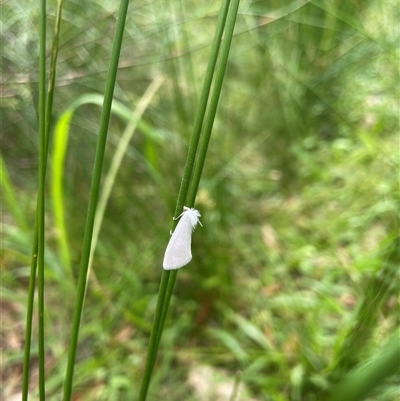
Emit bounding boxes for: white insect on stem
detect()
[163,206,202,270]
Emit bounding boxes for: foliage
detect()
[1,0,398,400]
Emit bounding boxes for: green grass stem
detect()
[173,0,231,216]
[157,0,240,360]
[138,271,171,401]
[45,0,63,152]
[138,1,240,399]
[37,0,47,398]
[21,219,39,401]
[22,1,65,398]
[187,0,240,204]
[153,0,234,357]
[62,1,130,399]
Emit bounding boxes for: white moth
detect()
[163,206,202,270]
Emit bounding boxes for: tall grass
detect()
[1,0,398,400]
[139,1,240,398]
[62,1,130,399]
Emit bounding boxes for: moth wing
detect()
[163,214,193,270]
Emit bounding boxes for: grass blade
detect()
[330,234,399,375]
[187,0,240,204]
[21,221,40,401]
[157,0,241,362]
[153,0,233,361]
[36,0,47,398]
[51,93,162,274]
[138,1,240,399]
[0,157,29,231]
[328,332,400,401]
[22,0,65,398]
[88,77,164,279]
[62,1,130,399]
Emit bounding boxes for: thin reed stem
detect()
[62,1,130,399]
[138,1,240,399]
[22,1,65,399]
[37,0,47,398]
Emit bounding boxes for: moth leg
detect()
[173,210,185,221]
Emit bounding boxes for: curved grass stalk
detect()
[87,77,164,284]
[0,157,29,231]
[51,94,162,276]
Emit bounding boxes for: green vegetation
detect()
[1,0,398,400]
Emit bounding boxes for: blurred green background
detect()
[1,0,399,400]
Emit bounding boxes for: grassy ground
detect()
[1,0,399,400]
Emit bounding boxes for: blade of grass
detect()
[139,0,231,394]
[86,76,164,289]
[0,157,29,231]
[138,0,240,399]
[62,1,130,399]
[45,0,64,151]
[51,93,162,275]
[187,0,241,204]
[158,0,241,355]
[89,78,164,267]
[37,0,47,398]
[22,221,40,401]
[22,0,64,398]
[51,108,73,273]
[329,234,399,375]
[138,270,171,400]
[328,331,400,401]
